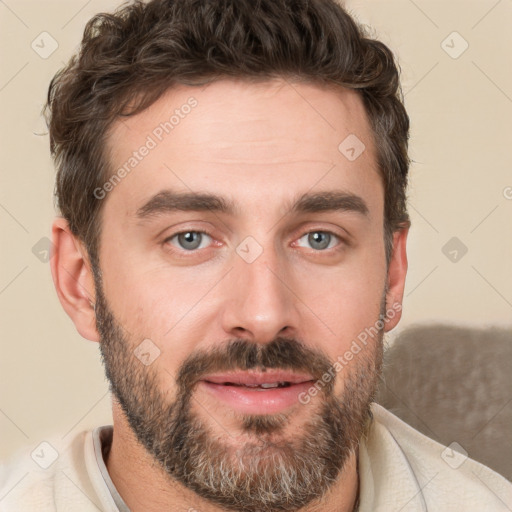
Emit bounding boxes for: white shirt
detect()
[1,403,511,511]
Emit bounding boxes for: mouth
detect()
[217,381,294,389]
[202,370,314,386]
[199,370,316,414]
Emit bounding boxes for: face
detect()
[93,78,400,511]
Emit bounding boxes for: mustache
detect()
[176,337,335,394]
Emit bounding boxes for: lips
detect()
[201,370,315,388]
[199,371,316,414]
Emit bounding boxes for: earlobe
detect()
[50,217,100,342]
[384,227,409,332]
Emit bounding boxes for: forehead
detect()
[104,78,381,216]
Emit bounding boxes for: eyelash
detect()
[163,229,346,255]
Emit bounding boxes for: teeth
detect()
[260,382,279,388]
[250,381,291,388]
[223,381,291,388]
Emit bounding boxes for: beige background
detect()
[1,0,511,465]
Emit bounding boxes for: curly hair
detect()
[45,0,410,267]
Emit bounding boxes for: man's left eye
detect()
[296,231,340,251]
[167,231,213,251]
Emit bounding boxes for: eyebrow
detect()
[136,190,236,219]
[291,191,369,217]
[135,189,369,220]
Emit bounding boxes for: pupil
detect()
[179,232,201,250]
[309,232,330,250]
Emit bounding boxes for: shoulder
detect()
[0,428,109,512]
[358,403,512,511]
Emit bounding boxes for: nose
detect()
[219,246,300,344]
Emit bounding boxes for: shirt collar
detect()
[357,404,427,512]
[91,425,131,512]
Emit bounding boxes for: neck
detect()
[105,401,360,512]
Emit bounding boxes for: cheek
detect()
[101,252,221,348]
[101,268,202,386]
[296,261,385,352]
[110,274,195,333]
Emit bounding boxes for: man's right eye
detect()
[166,231,213,251]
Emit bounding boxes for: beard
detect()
[93,271,384,512]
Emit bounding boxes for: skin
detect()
[51,78,408,511]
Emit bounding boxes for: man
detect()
[1,0,511,510]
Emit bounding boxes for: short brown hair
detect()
[45,0,410,267]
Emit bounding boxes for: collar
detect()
[357,404,428,512]
[91,425,131,512]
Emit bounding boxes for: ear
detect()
[50,217,100,342]
[384,227,409,332]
